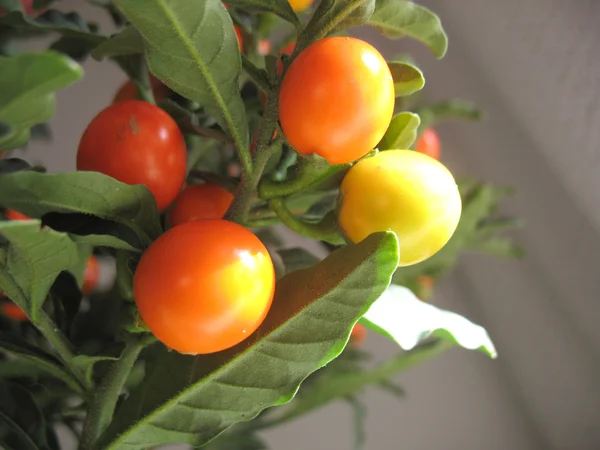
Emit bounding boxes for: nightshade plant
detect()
[0,0,523,449]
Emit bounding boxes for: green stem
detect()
[241,55,271,91]
[78,335,149,450]
[259,157,349,199]
[268,198,345,245]
[34,310,88,391]
[225,83,282,224]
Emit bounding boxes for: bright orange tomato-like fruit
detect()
[279,37,394,165]
[289,0,313,12]
[338,150,461,267]
[82,256,100,295]
[350,323,367,347]
[77,100,187,211]
[168,184,234,227]
[133,219,275,354]
[112,75,170,105]
[416,128,441,160]
[1,302,28,321]
[4,209,30,221]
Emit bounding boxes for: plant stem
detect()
[35,310,88,391]
[268,198,345,245]
[225,83,282,224]
[78,335,150,450]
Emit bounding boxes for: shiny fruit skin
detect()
[5,209,30,221]
[133,220,275,354]
[1,302,28,321]
[82,256,100,295]
[77,100,187,211]
[168,184,234,227]
[279,37,394,165]
[350,323,367,347]
[289,0,313,12]
[112,75,169,104]
[416,128,441,160]
[338,150,461,267]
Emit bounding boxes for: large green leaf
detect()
[0,221,80,319]
[388,61,425,96]
[360,284,497,357]
[368,0,448,59]
[268,340,447,427]
[98,232,399,449]
[0,51,83,151]
[225,0,300,29]
[377,112,420,150]
[0,332,83,393]
[115,0,249,152]
[277,247,321,274]
[0,171,162,246]
[0,379,51,450]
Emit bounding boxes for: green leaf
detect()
[0,332,83,393]
[0,51,83,150]
[368,0,448,59]
[115,0,250,153]
[361,284,497,357]
[417,99,483,132]
[388,61,425,96]
[0,171,162,246]
[98,232,399,449]
[472,236,525,259]
[347,396,367,450]
[0,380,51,450]
[72,353,121,389]
[0,221,80,320]
[377,112,420,150]
[69,234,141,252]
[277,247,321,273]
[225,0,300,29]
[91,26,144,60]
[263,340,447,426]
[301,0,376,46]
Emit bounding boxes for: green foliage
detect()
[389,61,425,96]
[0,51,82,151]
[98,232,399,449]
[378,112,421,150]
[0,1,522,449]
[114,0,250,154]
[369,0,448,58]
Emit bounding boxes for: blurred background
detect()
[8,0,600,449]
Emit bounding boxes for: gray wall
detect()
[11,1,600,449]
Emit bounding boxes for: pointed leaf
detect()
[0,332,83,393]
[225,0,300,29]
[114,0,249,152]
[361,285,496,357]
[0,171,162,245]
[369,0,447,59]
[388,61,425,96]
[0,221,80,319]
[378,112,420,150]
[98,232,399,449]
[91,26,144,60]
[69,234,141,252]
[0,51,83,150]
